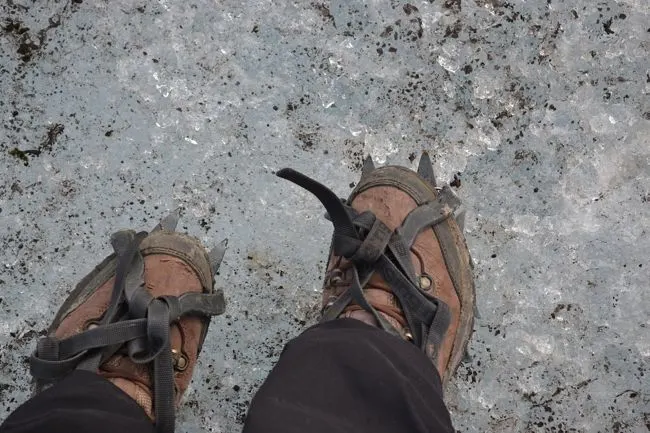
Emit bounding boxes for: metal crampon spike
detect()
[417,151,437,188]
[462,348,472,364]
[360,155,375,180]
[208,238,228,274]
[152,208,181,232]
[455,209,466,232]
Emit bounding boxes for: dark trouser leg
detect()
[244,319,454,433]
[0,371,153,433]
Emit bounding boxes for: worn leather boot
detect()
[29,211,227,433]
[278,152,475,386]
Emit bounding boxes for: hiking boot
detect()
[277,152,475,386]
[29,211,227,433]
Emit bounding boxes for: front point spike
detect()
[361,155,375,179]
[153,208,181,232]
[455,210,466,232]
[208,238,228,274]
[417,151,437,188]
[462,348,472,364]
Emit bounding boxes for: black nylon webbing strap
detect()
[347,266,395,333]
[104,231,143,324]
[426,300,451,360]
[349,218,392,265]
[397,186,461,249]
[178,292,226,317]
[30,345,86,378]
[30,230,225,433]
[385,235,417,285]
[149,299,175,432]
[320,291,353,321]
[58,319,148,356]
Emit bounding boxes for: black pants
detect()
[1,320,453,433]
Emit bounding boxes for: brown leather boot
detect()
[278,152,475,387]
[30,211,227,433]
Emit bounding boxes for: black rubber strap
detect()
[397,186,461,249]
[277,169,360,257]
[179,291,227,317]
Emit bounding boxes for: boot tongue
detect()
[98,354,155,418]
[341,303,412,341]
[106,376,154,419]
[100,354,153,389]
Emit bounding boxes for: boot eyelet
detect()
[85,320,100,330]
[326,269,344,286]
[172,349,188,371]
[418,275,433,291]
